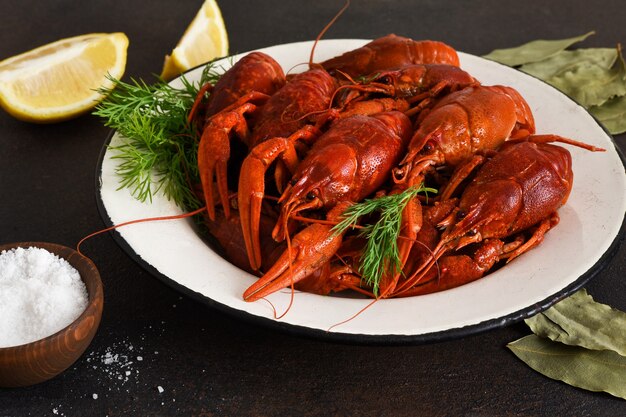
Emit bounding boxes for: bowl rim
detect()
[0,241,103,351]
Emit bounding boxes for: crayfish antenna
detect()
[309,0,351,67]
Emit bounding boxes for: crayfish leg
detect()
[438,155,485,201]
[507,133,606,152]
[502,213,559,263]
[294,263,369,296]
[396,238,505,297]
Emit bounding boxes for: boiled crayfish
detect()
[190,34,604,305]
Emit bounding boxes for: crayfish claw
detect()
[243,222,343,302]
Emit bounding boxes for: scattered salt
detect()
[92,394,98,400]
[83,335,182,405]
[103,352,119,365]
[0,247,88,347]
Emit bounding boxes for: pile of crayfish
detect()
[188,34,604,302]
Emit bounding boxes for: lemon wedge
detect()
[160,0,229,81]
[0,33,129,123]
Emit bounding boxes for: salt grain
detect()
[0,247,88,347]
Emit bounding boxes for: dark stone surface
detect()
[0,0,624,415]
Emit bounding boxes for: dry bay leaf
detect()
[520,47,626,108]
[483,31,594,66]
[590,95,626,134]
[508,335,626,399]
[519,48,617,81]
[525,289,626,355]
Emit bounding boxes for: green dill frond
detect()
[332,184,438,296]
[355,72,381,84]
[93,63,222,211]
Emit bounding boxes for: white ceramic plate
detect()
[97,39,626,343]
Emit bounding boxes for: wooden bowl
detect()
[0,242,103,387]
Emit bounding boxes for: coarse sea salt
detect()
[0,246,88,348]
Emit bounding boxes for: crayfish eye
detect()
[306,191,316,201]
[467,229,477,236]
[456,210,467,220]
[423,141,435,153]
[379,75,392,84]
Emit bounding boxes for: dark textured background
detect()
[0,0,625,415]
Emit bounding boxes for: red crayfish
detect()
[189,31,604,307]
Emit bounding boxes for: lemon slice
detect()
[0,33,129,123]
[160,0,229,80]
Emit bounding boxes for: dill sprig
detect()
[93,65,221,210]
[354,72,381,83]
[333,184,437,296]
